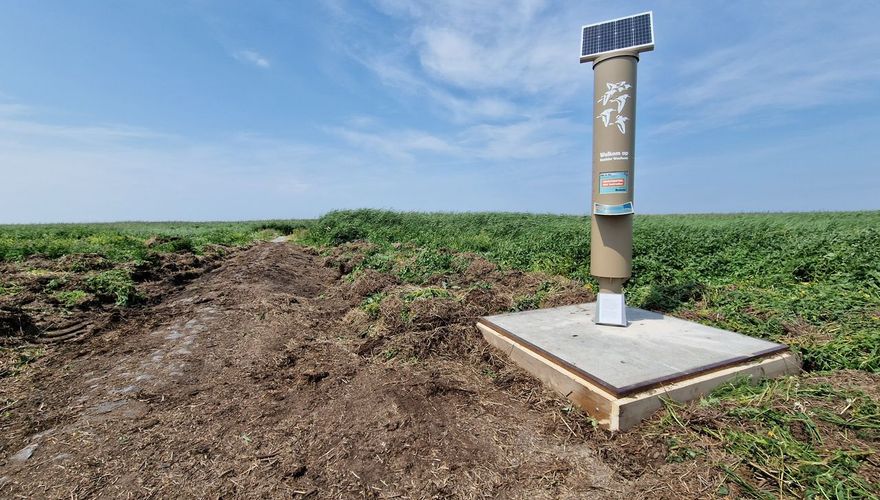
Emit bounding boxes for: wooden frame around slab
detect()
[477,322,801,431]
[476,317,789,398]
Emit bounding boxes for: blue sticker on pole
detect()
[593,201,634,216]
[599,171,629,194]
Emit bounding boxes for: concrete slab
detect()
[479,303,788,397]
[477,302,801,430]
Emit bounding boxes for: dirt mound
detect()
[0,249,224,345]
[322,244,596,370]
[349,268,399,297]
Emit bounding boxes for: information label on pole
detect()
[599,171,629,194]
[593,201,634,216]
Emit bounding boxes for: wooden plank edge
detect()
[612,352,802,431]
[477,323,616,427]
[477,320,802,432]
[477,317,623,397]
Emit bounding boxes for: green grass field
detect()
[0,221,312,309]
[0,220,311,263]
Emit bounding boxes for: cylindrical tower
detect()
[590,52,638,295]
[580,11,653,326]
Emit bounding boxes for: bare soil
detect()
[0,242,875,498]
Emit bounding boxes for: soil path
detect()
[0,243,622,499]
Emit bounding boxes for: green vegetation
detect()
[6,212,876,372]
[361,292,386,319]
[305,210,880,372]
[402,287,453,302]
[341,244,471,287]
[52,290,89,308]
[86,270,139,306]
[658,377,879,499]
[511,281,556,312]
[0,220,312,263]
[308,210,878,497]
[361,288,456,323]
[0,283,23,297]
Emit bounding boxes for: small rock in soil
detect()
[8,443,38,463]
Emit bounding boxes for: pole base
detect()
[595,292,627,326]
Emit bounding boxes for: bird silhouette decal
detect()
[595,81,631,135]
[611,94,630,113]
[597,81,632,105]
[614,115,629,134]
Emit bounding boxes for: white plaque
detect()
[595,292,627,327]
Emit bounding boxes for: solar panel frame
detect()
[580,11,654,63]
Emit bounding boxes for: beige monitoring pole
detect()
[580,12,654,326]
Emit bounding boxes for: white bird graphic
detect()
[597,87,617,105]
[596,108,614,127]
[596,81,632,105]
[611,94,630,113]
[608,81,631,94]
[614,114,629,134]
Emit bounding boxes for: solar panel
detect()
[580,12,654,63]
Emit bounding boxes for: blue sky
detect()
[1,0,879,223]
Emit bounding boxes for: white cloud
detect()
[646,3,880,135]
[319,0,591,164]
[329,1,880,142]
[371,0,584,96]
[327,114,580,163]
[431,93,523,123]
[0,118,172,144]
[0,106,587,222]
[233,49,271,68]
[322,0,594,124]
[0,99,581,222]
[327,125,460,162]
[0,105,372,222]
[0,102,30,117]
[0,99,161,147]
[463,118,577,160]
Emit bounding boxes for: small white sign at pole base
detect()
[595,292,627,326]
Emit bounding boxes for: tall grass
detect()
[0,220,312,263]
[305,209,880,372]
